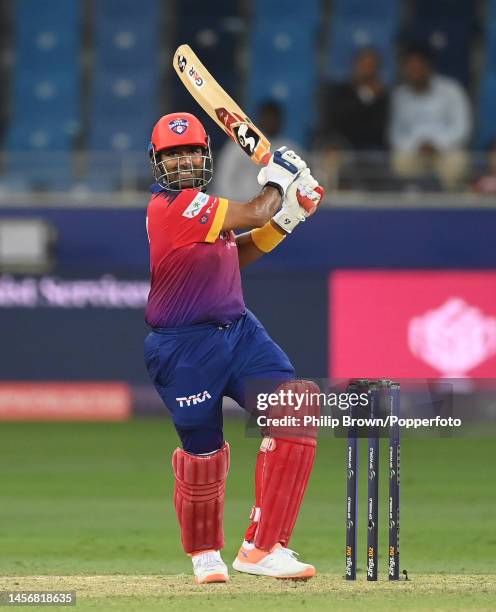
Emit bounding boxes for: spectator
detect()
[213,100,299,201]
[319,47,389,151]
[473,139,496,195]
[315,48,389,191]
[390,46,472,191]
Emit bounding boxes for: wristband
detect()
[251,221,286,253]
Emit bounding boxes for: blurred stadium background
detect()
[0,0,496,421]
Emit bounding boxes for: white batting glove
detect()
[272,169,324,233]
[257,147,307,196]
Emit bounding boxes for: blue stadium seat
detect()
[404,0,476,86]
[331,0,398,20]
[8,0,80,145]
[5,0,81,188]
[411,0,475,19]
[250,20,317,75]
[253,0,319,22]
[476,72,496,149]
[91,72,156,122]
[12,73,79,125]
[485,16,496,65]
[477,6,496,150]
[171,1,244,151]
[87,0,159,186]
[489,0,496,20]
[93,4,158,72]
[89,116,153,153]
[96,0,150,21]
[407,20,472,86]
[247,4,319,146]
[327,18,397,83]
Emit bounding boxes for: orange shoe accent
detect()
[195,573,229,584]
[275,565,316,580]
[234,543,316,581]
[236,543,275,563]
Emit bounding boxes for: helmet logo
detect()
[169,118,189,134]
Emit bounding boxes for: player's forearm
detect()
[221,186,282,232]
[236,221,286,268]
[244,186,282,227]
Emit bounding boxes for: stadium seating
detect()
[410,0,475,19]
[477,72,496,149]
[170,0,244,152]
[405,0,475,86]
[247,0,320,146]
[86,0,159,189]
[327,18,398,83]
[5,0,81,188]
[476,1,496,149]
[330,0,397,20]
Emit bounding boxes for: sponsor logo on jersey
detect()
[182,192,210,218]
[169,118,189,135]
[199,214,209,224]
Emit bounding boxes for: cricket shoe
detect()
[232,541,316,580]
[192,550,229,584]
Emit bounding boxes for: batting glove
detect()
[272,169,325,234]
[257,147,307,196]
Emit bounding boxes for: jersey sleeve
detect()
[170,189,228,248]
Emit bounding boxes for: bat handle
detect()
[315,185,325,199]
[261,152,272,165]
[261,153,326,206]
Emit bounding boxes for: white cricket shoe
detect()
[232,541,316,580]
[192,550,229,584]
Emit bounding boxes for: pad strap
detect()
[172,442,230,554]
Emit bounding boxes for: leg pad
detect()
[172,442,230,554]
[244,435,316,551]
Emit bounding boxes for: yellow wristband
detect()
[251,221,286,253]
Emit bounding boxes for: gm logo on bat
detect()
[187,64,205,88]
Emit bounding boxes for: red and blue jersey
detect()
[145,185,245,328]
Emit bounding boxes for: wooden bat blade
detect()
[173,44,271,165]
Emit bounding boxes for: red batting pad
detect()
[172,442,230,554]
[244,436,316,551]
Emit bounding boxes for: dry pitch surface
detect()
[1,574,495,611]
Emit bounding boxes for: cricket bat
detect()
[173,44,272,165]
[173,44,325,211]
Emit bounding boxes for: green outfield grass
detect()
[0,420,495,610]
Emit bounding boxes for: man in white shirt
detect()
[390,46,472,190]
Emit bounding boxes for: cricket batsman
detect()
[144,112,324,584]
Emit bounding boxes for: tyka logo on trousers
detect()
[176,391,211,407]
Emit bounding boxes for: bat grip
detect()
[261,152,272,165]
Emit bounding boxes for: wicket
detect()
[345,379,401,581]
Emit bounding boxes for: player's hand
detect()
[272,169,325,234]
[257,147,307,196]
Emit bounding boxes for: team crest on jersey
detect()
[169,118,189,135]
